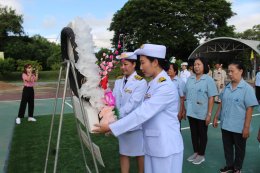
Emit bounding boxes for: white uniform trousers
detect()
[144,151,183,173]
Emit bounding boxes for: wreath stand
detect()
[43,61,100,173]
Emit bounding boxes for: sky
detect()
[0,0,259,49]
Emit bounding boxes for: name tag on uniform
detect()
[124,88,132,93]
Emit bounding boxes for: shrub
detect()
[0,58,16,74]
[16,59,42,72]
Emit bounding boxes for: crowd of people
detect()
[15,44,259,173]
[94,43,259,173]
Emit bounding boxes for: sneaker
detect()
[28,117,36,122]
[187,153,198,162]
[220,166,233,173]
[16,118,21,124]
[233,169,241,173]
[192,155,205,165]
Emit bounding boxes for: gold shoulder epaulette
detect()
[134,75,143,80]
[117,76,123,79]
[158,77,166,83]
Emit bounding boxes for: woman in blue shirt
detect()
[213,61,258,173]
[184,57,218,165]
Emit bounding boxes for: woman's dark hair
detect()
[146,56,169,71]
[193,57,209,74]
[170,63,179,75]
[23,64,32,74]
[229,61,245,76]
[122,59,139,70]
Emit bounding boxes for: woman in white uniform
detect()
[94,44,184,173]
[113,52,147,173]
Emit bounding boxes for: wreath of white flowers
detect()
[68,17,105,111]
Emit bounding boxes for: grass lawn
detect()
[7,114,139,173]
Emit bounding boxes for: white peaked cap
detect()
[169,56,176,63]
[116,52,137,60]
[181,62,188,66]
[134,44,166,59]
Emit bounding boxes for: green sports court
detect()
[0,95,259,173]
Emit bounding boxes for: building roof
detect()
[188,37,260,60]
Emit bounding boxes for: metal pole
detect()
[70,61,99,173]
[53,61,70,173]
[69,91,92,173]
[44,66,63,173]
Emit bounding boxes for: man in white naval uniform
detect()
[94,44,184,173]
[113,52,147,173]
[180,62,191,83]
[213,63,226,102]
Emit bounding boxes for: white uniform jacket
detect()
[113,71,147,130]
[180,69,191,83]
[110,70,184,157]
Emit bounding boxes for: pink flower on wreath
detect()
[108,62,113,68]
[102,71,108,76]
[104,91,115,106]
[115,50,119,55]
[100,63,105,70]
[118,44,121,49]
[109,55,114,60]
[103,53,106,57]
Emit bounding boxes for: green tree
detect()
[95,48,113,64]
[16,59,42,72]
[0,58,15,74]
[235,24,260,40]
[4,35,61,70]
[109,0,235,60]
[0,5,23,50]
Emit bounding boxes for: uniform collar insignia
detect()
[117,75,123,79]
[134,75,143,80]
[158,77,166,83]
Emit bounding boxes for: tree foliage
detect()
[235,24,260,41]
[109,0,235,60]
[16,59,42,72]
[0,58,15,74]
[0,5,23,37]
[0,5,23,50]
[4,35,61,70]
[0,5,61,71]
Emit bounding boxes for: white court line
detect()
[65,101,73,108]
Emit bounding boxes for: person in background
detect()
[94,44,184,173]
[213,63,227,103]
[167,57,185,121]
[113,52,147,173]
[207,65,213,77]
[16,64,38,124]
[213,61,258,173]
[180,62,191,83]
[254,66,260,102]
[188,64,194,76]
[184,57,218,165]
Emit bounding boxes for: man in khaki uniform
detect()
[213,63,226,102]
